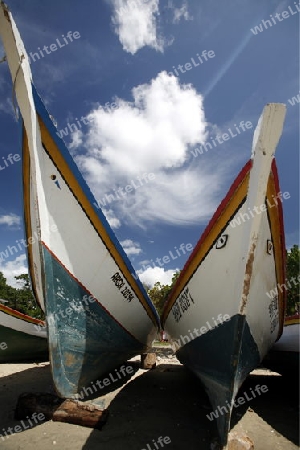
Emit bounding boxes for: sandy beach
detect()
[0,348,298,450]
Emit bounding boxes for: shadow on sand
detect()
[0,359,298,449]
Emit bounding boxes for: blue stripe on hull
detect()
[176,314,260,446]
[43,246,146,398]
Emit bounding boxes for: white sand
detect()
[0,349,298,450]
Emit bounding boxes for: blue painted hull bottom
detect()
[0,326,48,362]
[43,247,147,398]
[176,314,260,446]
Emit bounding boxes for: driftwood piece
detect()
[141,352,156,369]
[15,393,108,430]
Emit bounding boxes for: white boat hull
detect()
[162,104,287,446]
[0,3,160,397]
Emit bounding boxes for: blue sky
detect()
[0,0,299,288]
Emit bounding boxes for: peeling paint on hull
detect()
[43,241,148,398]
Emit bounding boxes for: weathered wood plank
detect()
[15,393,108,429]
[53,399,109,429]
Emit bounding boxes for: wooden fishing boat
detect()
[0,303,48,362]
[0,3,160,397]
[263,314,299,373]
[161,103,287,446]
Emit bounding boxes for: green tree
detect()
[147,271,180,316]
[14,274,44,319]
[0,272,16,306]
[0,271,7,292]
[285,245,300,316]
[0,271,44,319]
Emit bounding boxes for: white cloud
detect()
[0,213,21,227]
[116,167,221,226]
[73,71,226,227]
[0,254,28,288]
[139,266,177,287]
[69,129,83,151]
[84,72,206,175]
[172,2,192,24]
[102,208,121,229]
[111,0,164,54]
[139,259,151,266]
[120,239,142,256]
